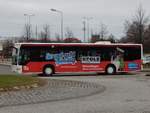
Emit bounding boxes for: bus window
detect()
[19,48,30,65]
[123,47,141,61]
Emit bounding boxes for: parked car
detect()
[143,56,150,64]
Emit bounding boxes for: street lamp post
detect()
[24,14,35,41]
[50,9,63,41]
[83,17,93,43]
[83,20,86,43]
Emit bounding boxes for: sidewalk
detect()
[142,68,150,72]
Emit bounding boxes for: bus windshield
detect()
[18,47,31,65]
[18,46,46,65]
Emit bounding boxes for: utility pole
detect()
[24,14,35,41]
[83,20,86,43]
[50,9,64,41]
[35,25,38,40]
[83,17,93,43]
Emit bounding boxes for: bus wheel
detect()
[106,65,116,75]
[43,65,54,76]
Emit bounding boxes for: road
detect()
[0,65,13,74]
[0,65,150,113]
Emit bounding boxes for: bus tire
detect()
[105,64,116,75]
[43,65,54,76]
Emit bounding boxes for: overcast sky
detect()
[0,0,150,40]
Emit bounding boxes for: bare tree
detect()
[123,4,149,44]
[65,27,74,38]
[143,25,150,53]
[40,24,50,41]
[108,34,116,43]
[99,23,108,40]
[135,5,149,43]
[54,33,63,43]
[90,23,109,43]
[24,23,32,41]
[2,40,13,58]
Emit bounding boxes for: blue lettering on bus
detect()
[45,53,53,60]
[45,51,76,65]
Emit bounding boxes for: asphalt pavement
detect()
[0,65,13,74]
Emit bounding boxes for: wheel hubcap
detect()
[107,67,114,74]
[45,68,52,75]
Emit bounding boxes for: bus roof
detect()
[14,42,142,47]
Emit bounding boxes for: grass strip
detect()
[0,75,46,91]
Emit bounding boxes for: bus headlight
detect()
[23,66,29,71]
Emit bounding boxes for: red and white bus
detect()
[12,42,143,75]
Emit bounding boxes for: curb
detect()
[0,63,11,66]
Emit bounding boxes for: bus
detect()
[12,42,143,75]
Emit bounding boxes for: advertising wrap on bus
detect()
[11,43,143,75]
[45,51,76,65]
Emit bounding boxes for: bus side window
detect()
[77,51,82,60]
[40,50,46,60]
[77,51,86,61]
[91,50,100,56]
